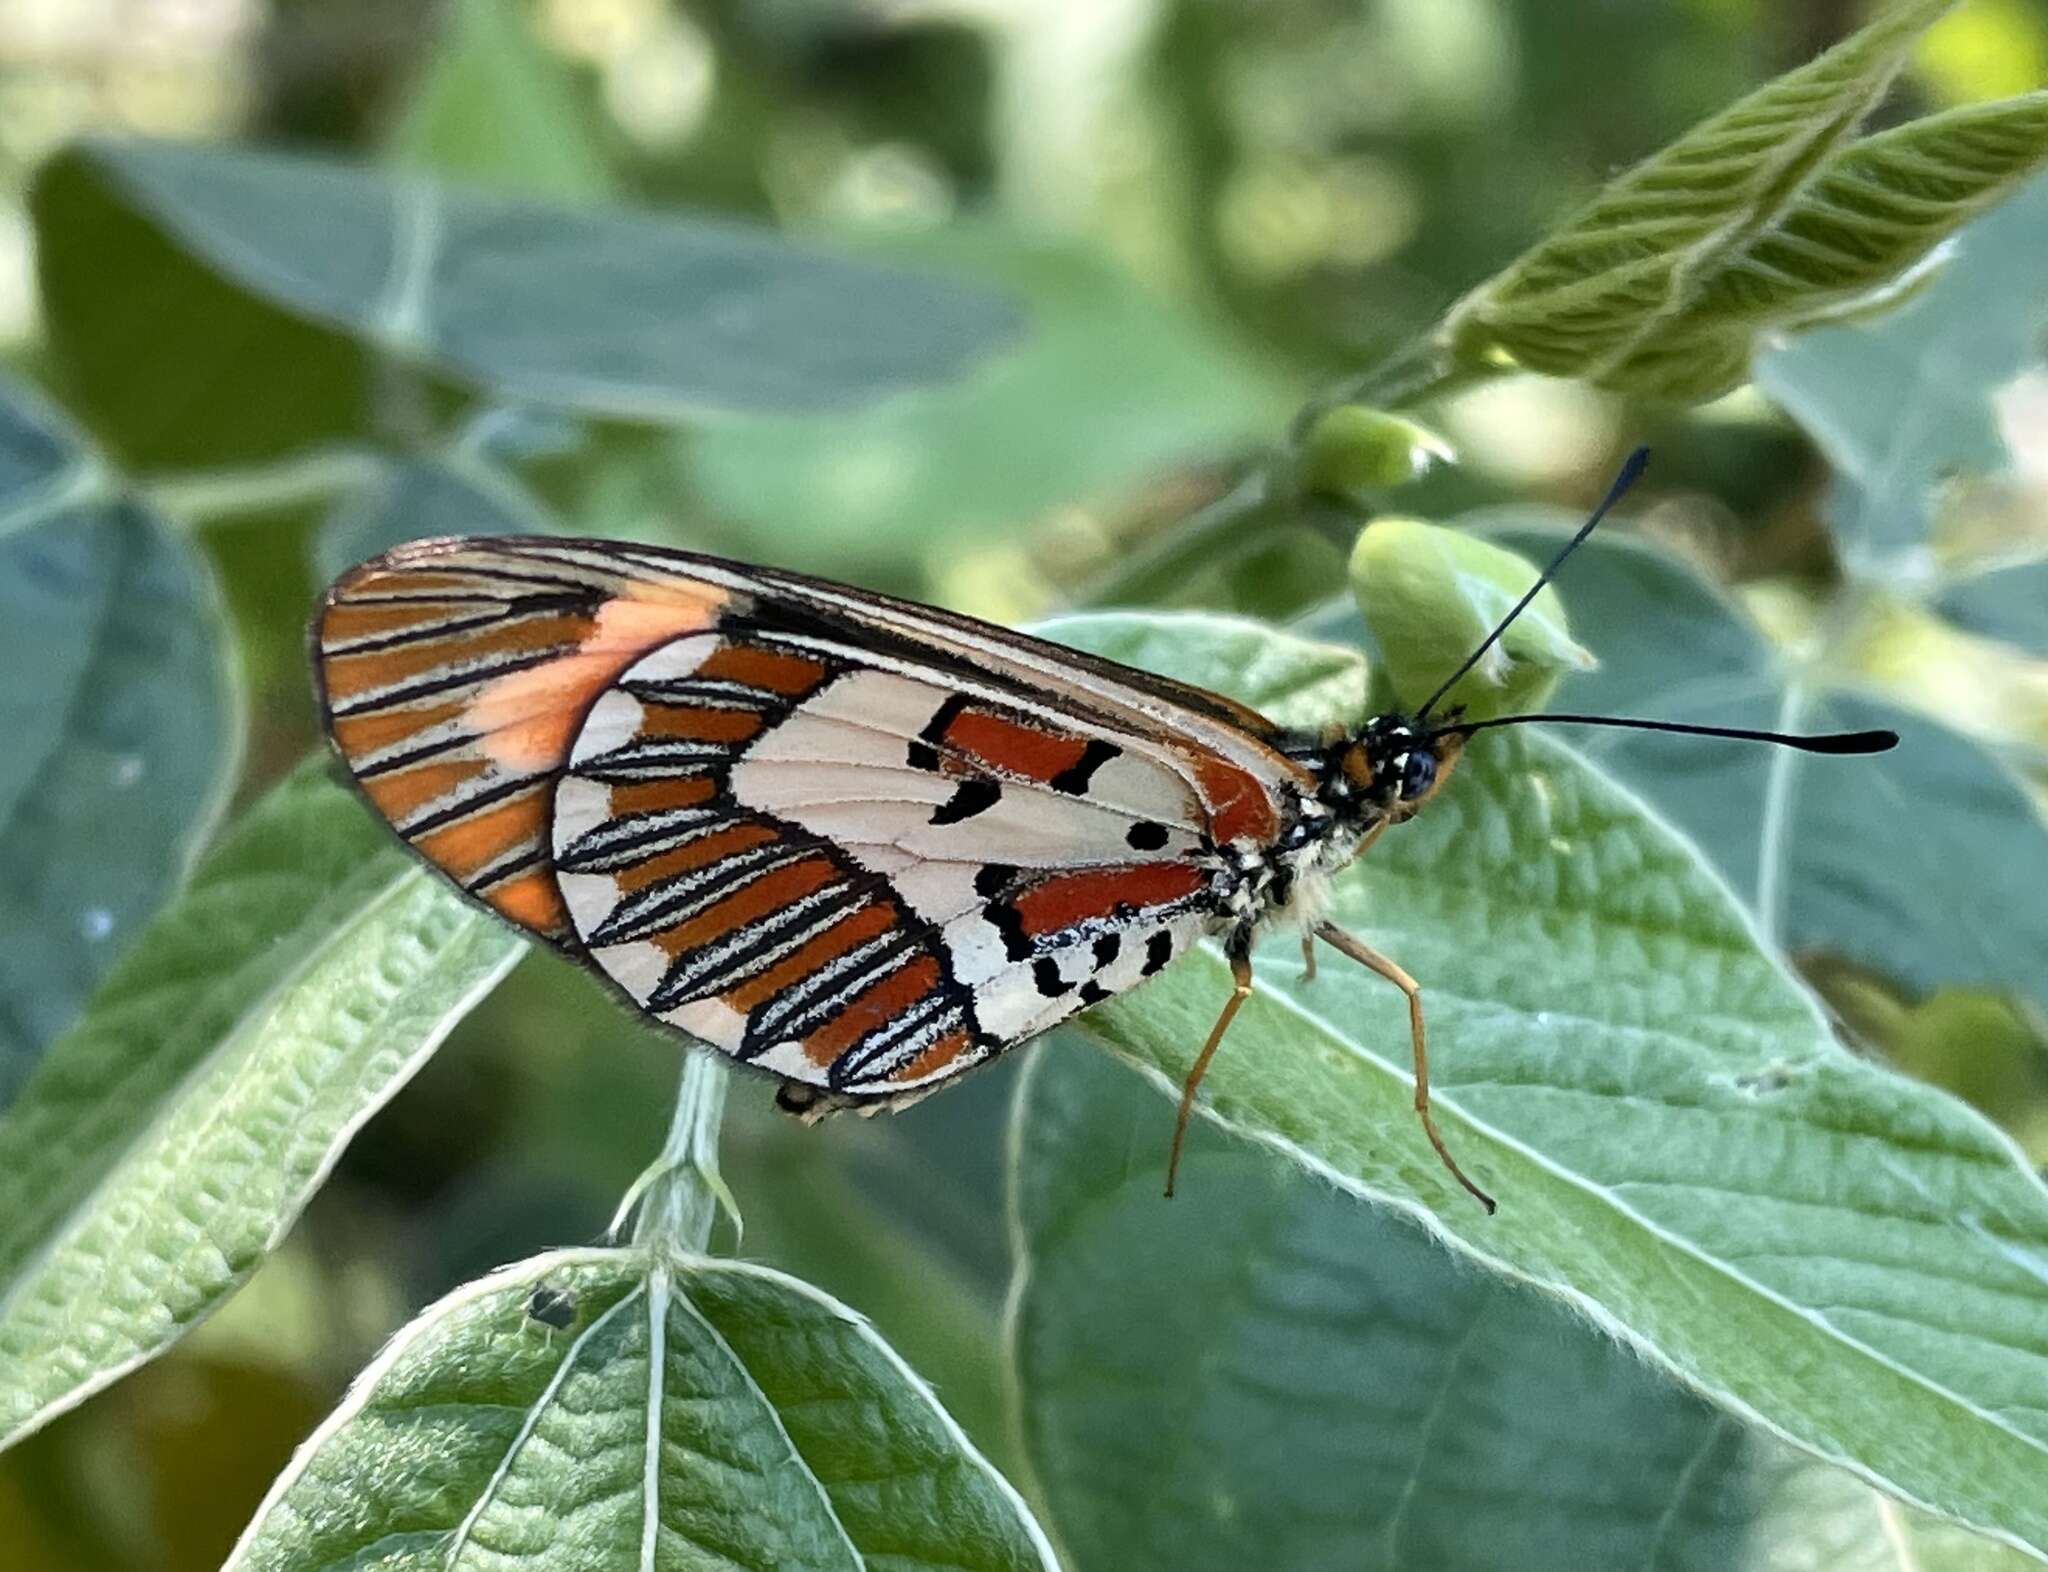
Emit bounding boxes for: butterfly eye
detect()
[1399,750,1437,800]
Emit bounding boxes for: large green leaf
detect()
[225,1247,1058,1571]
[1933,555,2048,657]
[1441,1,2048,404]
[388,0,617,201]
[1035,610,2048,1557]
[31,145,380,469]
[1756,170,2048,568]
[314,451,549,586]
[691,230,1285,575]
[1441,516,2048,1021]
[1010,1048,2034,1571]
[0,764,523,1452]
[0,377,234,1106]
[33,138,1023,460]
[1748,1452,2043,1571]
[1011,1049,1756,1571]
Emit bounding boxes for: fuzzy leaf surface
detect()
[0,377,233,1104]
[0,765,523,1451]
[1038,610,2048,1558]
[226,1248,1059,1572]
[1444,1,2048,402]
[1010,1048,2040,1571]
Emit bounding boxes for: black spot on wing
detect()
[1092,932,1121,969]
[931,777,1001,825]
[1032,957,1071,998]
[975,862,1017,898]
[1125,820,1169,851]
[1142,931,1174,976]
[1077,980,1112,1006]
[1049,738,1120,795]
[986,899,1031,961]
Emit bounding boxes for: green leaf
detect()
[225,1248,1059,1571]
[314,451,549,587]
[1748,1451,2044,1571]
[0,764,523,1452]
[0,377,235,1105]
[1012,1048,2038,1572]
[388,0,617,201]
[1756,171,2048,567]
[1456,516,2048,1023]
[1348,516,1592,718]
[1445,0,1973,401]
[36,138,1023,444]
[690,230,1285,575]
[1599,91,2048,401]
[1011,1048,1759,1571]
[30,150,383,470]
[1038,609,2048,1557]
[1933,554,2048,656]
[716,1081,1018,1457]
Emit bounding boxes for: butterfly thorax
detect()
[1223,713,1463,933]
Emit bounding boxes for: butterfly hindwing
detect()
[316,537,1310,1102]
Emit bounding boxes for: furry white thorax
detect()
[1202,786,1377,935]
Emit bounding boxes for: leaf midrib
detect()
[1173,959,2048,1474]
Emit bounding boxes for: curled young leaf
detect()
[1435,1,2048,405]
[1348,518,1592,719]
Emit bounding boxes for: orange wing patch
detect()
[1188,752,1278,845]
[943,707,1094,785]
[799,954,944,1066]
[1013,862,1206,938]
[722,902,900,1014]
[315,540,740,945]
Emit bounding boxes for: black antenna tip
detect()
[1800,728,1898,755]
[1597,447,1651,510]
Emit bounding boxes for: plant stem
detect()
[144,448,382,525]
[1287,330,1489,449]
[619,1052,739,1258]
[1080,464,1276,607]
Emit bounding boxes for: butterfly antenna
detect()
[1413,446,1651,724]
[1433,713,1897,753]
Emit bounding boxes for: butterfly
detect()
[312,451,1894,1211]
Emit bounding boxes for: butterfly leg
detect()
[1165,929,1256,1198]
[1302,819,1392,983]
[1312,920,1497,1214]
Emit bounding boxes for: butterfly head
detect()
[1316,449,1897,835]
[1328,714,1464,825]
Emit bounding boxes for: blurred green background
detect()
[3,1,2047,1567]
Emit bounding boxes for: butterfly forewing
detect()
[315,537,1308,1103]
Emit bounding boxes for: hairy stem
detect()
[619,1052,738,1257]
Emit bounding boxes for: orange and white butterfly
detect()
[312,457,1892,1210]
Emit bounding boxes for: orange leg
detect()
[1313,921,1496,1214]
[1164,939,1255,1198]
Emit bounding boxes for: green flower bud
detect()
[1349,518,1594,720]
[1301,406,1453,502]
